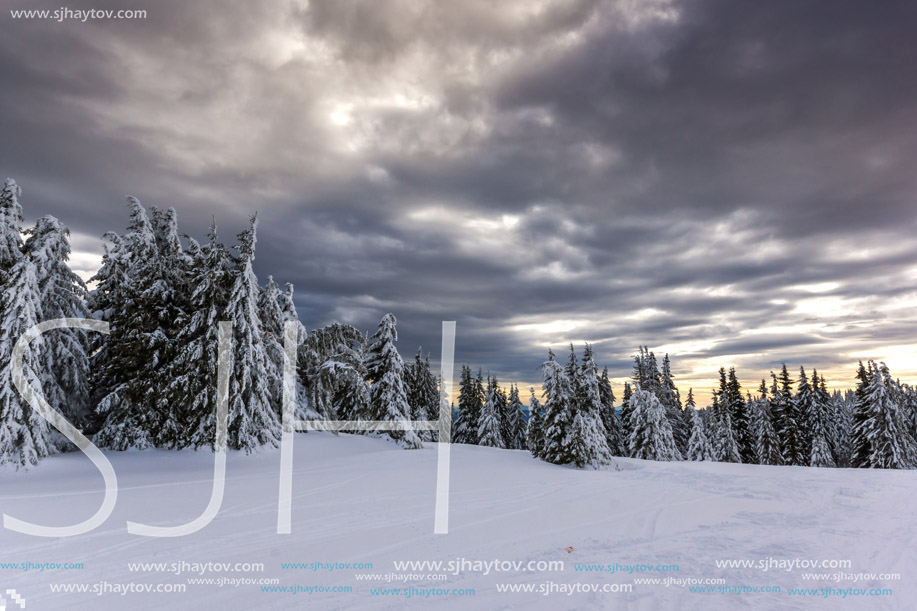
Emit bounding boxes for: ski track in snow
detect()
[0,433,914,610]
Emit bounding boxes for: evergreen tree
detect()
[539,350,573,464]
[364,313,422,449]
[686,404,713,461]
[504,384,527,450]
[453,365,480,445]
[619,381,634,451]
[258,275,287,416]
[0,205,53,467]
[162,225,233,449]
[0,178,23,281]
[772,364,803,465]
[478,378,504,448]
[795,367,815,460]
[754,379,783,465]
[23,215,91,434]
[725,368,753,463]
[598,367,623,455]
[525,391,544,458]
[627,388,681,461]
[851,361,916,469]
[571,344,613,467]
[661,354,688,454]
[92,198,161,450]
[710,393,741,463]
[808,370,836,468]
[223,216,281,451]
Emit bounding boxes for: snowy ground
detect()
[0,434,915,610]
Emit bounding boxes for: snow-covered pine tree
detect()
[686,404,713,461]
[627,388,681,461]
[504,384,527,450]
[571,344,613,467]
[725,368,753,463]
[795,367,815,461]
[258,275,287,416]
[478,377,504,448]
[146,206,192,447]
[162,225,233,449]
[453,365,480,445]
[772,364,803,465]
[709,391,741,463]
[364,313,422,449]
[0,182,53,467]
[851,361,916,469]
[660,354,688,455]
[598,367,623,456]
[829,387,853,468]
[492,377,510,447]
[223,216,281,451]
[753,379,782,465]
[539,350,573,464]
[619,381,634,452]
[23,215,92,434]
[0,178,23,281]
[407,350,439,441]
[807,370,835,468]
[92,198,161,450]
[526,391,544,458]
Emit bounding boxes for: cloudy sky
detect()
[2,0,916,402]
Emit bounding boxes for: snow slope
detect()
[0,434,914,610]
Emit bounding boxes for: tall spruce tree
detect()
[478,377,504,448]
[453,365,480,445]
[754,379,783,465]
[504,384,527,450]
[772,364,802,465]
[364,313,422,449]
[526,391,544,458]
[539,350,573,465]
[598,367,623,455]
[23,215,91,434]
[0,182,53,467]
[223,216,281,451]
[627,388,681,461]
[851,361,916,469]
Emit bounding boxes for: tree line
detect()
[454,345,915,470]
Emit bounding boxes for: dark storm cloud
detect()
[2,0,916,397]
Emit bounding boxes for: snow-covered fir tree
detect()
[627,388,682,461]
[504,384,527,450]
[364,313,421,449]
[161,225,233,449]
[753,379,783,465]
[526,391,544,458]
[707,391,741,463]
[407,350,440,441]
[223,216,281,451]
[91,198,161,450]
[724,368,753,463]
[570,344,612,467]
[23,215,91,434]
[598,367,623,456]
[772,364,803,465]
[0,182,53,467]
[539,350,573,464]
[808,370,835,468]
[453,365,480,445]
[686,402,713,461]
[851,361,916,469]
[478,377,504,448]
